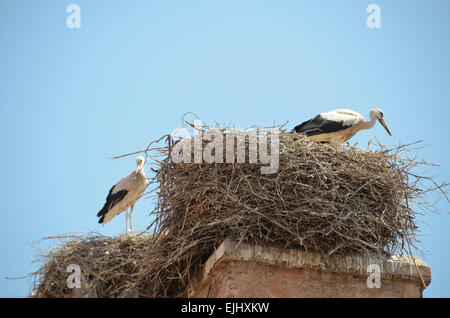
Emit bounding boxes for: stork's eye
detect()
[379,111,384,117]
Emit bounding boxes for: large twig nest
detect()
[31,127,448,298]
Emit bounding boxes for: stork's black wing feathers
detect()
[293,114,351,137]
[97,185,128,224]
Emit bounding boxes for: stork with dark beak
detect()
[97,156,148,234]
[293,108,392,144]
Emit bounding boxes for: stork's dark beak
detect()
[379,118,392,136]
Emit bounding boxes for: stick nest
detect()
[31,128,448,297]
[31,234,152,298]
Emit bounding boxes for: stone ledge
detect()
[188,237,431,298]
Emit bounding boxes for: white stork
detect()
[293,108,392,144]
[97,156,149,234]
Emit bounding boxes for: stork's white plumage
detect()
[293,108,392,144]
[97,156,149,234]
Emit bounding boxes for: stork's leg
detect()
[129,204,134,234]
[125,209,129,234]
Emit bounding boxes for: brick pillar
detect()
[188,237,431,298]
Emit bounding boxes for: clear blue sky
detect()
[1,0,449,297]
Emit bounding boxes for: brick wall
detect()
[188,237,431,298]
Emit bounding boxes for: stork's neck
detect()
[361,112,377,130]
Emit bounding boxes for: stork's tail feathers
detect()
[97,207,107,224]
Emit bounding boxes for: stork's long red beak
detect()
[379,118,392,136]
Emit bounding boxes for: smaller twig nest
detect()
[31,233,152,298]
